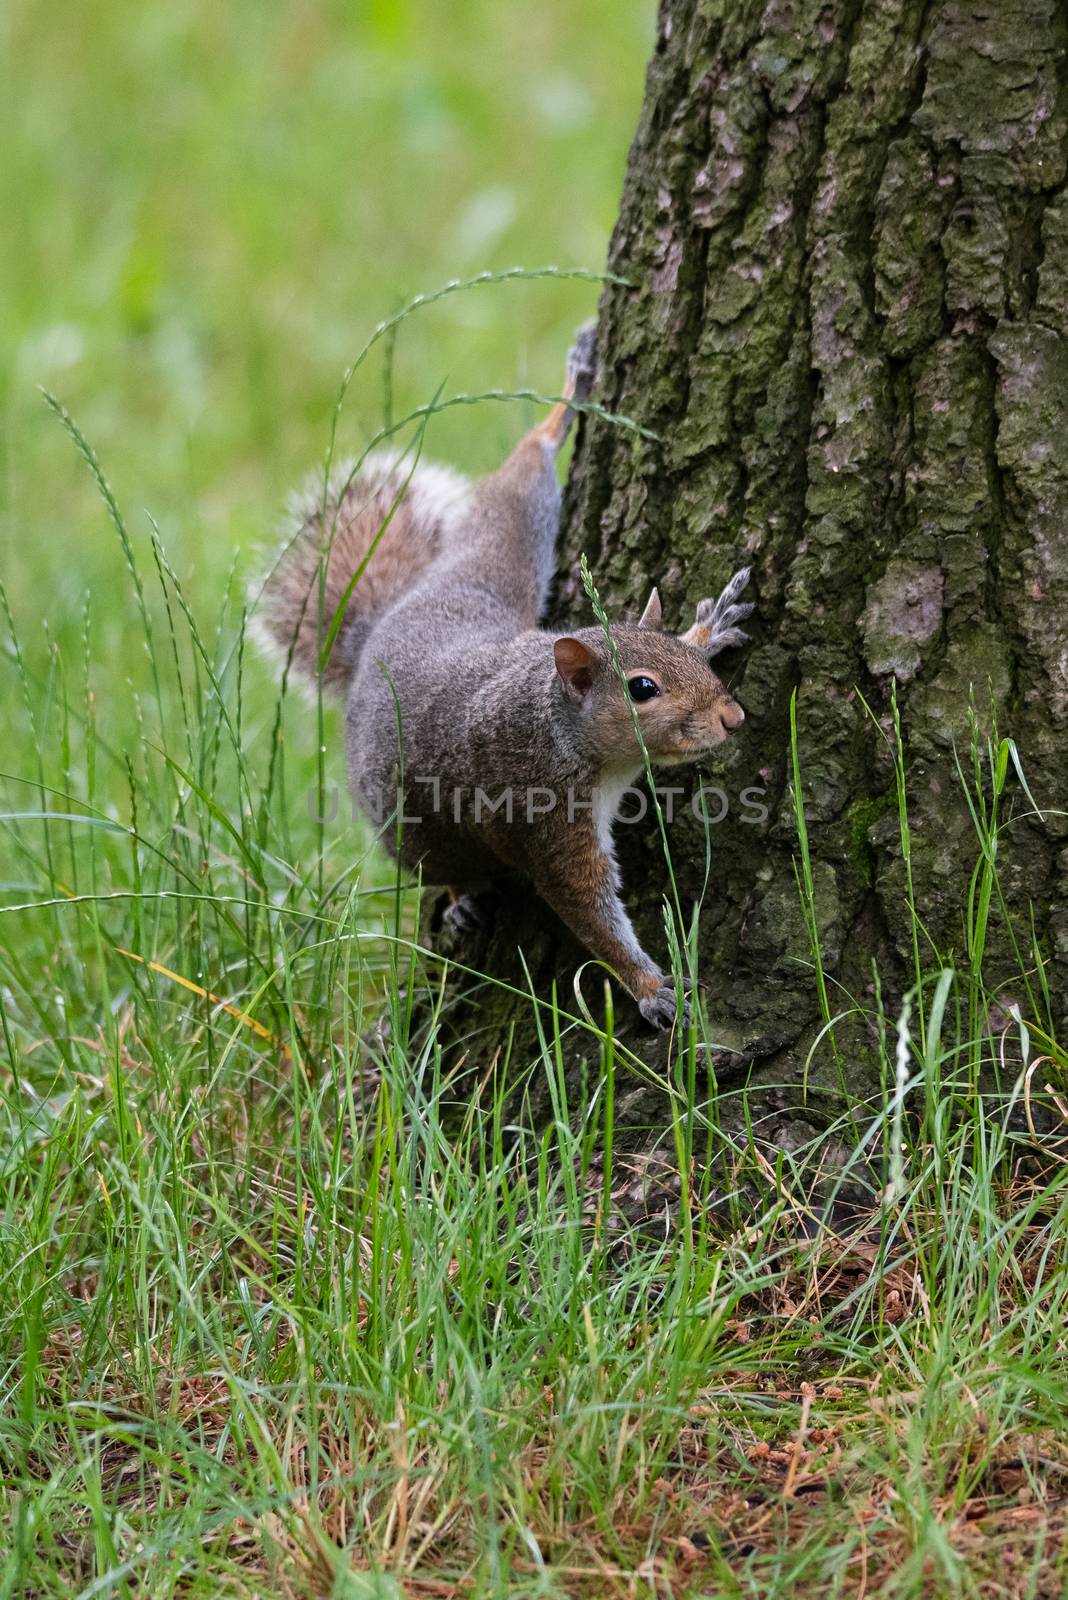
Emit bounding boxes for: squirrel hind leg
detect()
[534,318,599,451]
[441,886,498,938]
[566,318,598,402]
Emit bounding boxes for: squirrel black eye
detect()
[627,675,660,702]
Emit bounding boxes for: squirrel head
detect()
[552,571,753,769]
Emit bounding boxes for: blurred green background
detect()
[2,0,652,666]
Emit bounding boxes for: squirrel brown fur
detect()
[257,326,753,1029]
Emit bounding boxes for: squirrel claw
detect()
[638,980,692,1032]
[442,891,495,938]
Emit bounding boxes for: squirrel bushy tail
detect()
[256,451,472,690]
[253,323,754,1032]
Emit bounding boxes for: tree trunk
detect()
[429,0,1068,1174]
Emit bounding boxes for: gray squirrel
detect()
[258,326,753,1028]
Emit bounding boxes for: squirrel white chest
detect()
[593,768,643,855]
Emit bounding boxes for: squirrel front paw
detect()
[637,976,692,1032]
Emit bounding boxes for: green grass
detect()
[3,388,1067,1597]
[3,543,1068,1598]
[2,0,650,657]
[4,3,1068,1595]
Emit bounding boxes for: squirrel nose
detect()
[719,699,745,733]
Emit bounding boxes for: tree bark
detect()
[428,0,1068,1172]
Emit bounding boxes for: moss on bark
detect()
[425,0,1068,1175]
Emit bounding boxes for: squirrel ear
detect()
[553,636,596,698]
[637,587,662,630]
[681,568,754,656]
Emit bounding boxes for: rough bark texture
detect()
[431,0,1068,1165]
